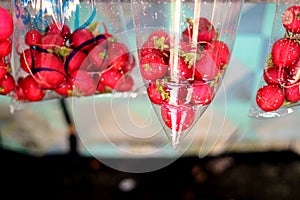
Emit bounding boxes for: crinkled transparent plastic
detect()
[131,0,244,148]
[0,3,15,97]
[249,0,300,119]
[11,0,136,105]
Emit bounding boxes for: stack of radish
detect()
[0,6,15,96]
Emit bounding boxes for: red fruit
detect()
[114,74,134,92]
[0,59,7,80]
[54,78,74,97]
[182,17,216,43]
[168,56,193,81]
[285,81,300,102]
[25,29,42,46]
[34,52,66,89]
[46,22,71,40]
[139,53,168,81]
[256,85,285,112]
[100,68,123,90]
[263,66,288,86]
[20,48,38,73]
[147,81,170,105]
[0,73,15,95]
[0,6,13,41]
[13,79,27,101]
[204,40,230,66]
[20,75,45,101]
[282,5,300,34]
[96,80,106,93]
[140,30,170,59]
[194,51,221,80]
[40,33,66,51]
[271,38,300,67]
[70,28,94,51]
[161,102,195,132]
[109,42,130,72]
[287,58,300,80]
[72,70,96,96]
[0,38,12,57]
[88,42,110,71]
[190,81,213,106]
[122,53,136,74]
[64,49,87,73]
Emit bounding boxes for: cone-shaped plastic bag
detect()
[131,0,243,148]
[11,0,136,106]
[249,0,300,119]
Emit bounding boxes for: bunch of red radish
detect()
[0,6,15,96]
[256,5,300,112]
[14,21,136,102]
[138,17,231,131]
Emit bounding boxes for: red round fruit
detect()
[20,75,45,101]
[147,81,170,105]
[70,28,94,51]
[204,40,230,66]
[256,85,285,112]
[25,29,42,46]
[0,73,15,95]
[46,22,71,40]
[194,51,221,81]
[114,74,134,92]
[263,66,288,86]
[161,102,195,132]
[190,81,213,105]
[72,70,96,96]
[0,38,12,57]
[100,68,123,90]
[285,81,300,103]
[282,5,300,34]
[20,48,38,73]
[0,6,13,41]
[140,53,168,81]
[271,38,300,67]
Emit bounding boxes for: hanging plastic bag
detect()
[11,0,136,104]
[0,4,15,97]
[249,0,300,119]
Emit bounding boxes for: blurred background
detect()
[1,1,300,199]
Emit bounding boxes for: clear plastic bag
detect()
[0,3,15,97]
[11,0,136,104]
[249,0,300,119]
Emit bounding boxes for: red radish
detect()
[20,75,45,101]
[53,77,74,97]
[182,17,216,43]
[161,102,195,132]
[40,33,66,51]
[287,58,300,80]
[100,68,123,90]
[271,38,300,67]
[64,49,87,73]
[114,74,134,92]
[139,53,168,81]
[88,42,110,71]
[0,73,15,95]
[147,81,170,105]
[140,30,170,59]
[96,80,106,93]
[194,50,221,80]
[285,81,300,102]
[20,48,38,73]
[204,40,230,66]
[263,66,288,86]
[0,38,12,57]
[122,53,136,74]
[25,29,42,46]
[13,79,27,101]
[0,6,13,41]
[0,59,7,80]
[34,52,66,89]
[70,28,94,51]
[72,70,96,96]
[168,56,193,81]
[46,22,71,40]
[109,42,130,72]
[190,81,213,106]
[256,84,285,112]
[282,5,300,34]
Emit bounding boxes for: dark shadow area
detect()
[1,148,300,200]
